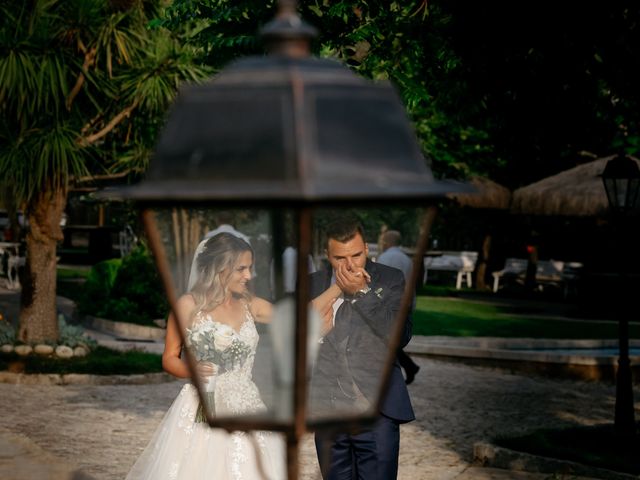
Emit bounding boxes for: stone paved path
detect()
[1,355,631,479]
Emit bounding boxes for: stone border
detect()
[0,371,175,385]
[84,316,165,341]
[410,336,640,350]
[406,336,640,383]
[474,442,637,480]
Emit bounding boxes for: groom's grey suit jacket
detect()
[309,260,415,423]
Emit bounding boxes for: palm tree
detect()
[0,0,209,343]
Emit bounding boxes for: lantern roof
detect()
[106,7,470,204]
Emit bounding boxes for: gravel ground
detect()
[1,356,631,480]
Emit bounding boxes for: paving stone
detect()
[1,356,633,480]
[1,286,634,479]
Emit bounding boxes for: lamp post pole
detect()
[614,305,635,437]
[601,153,640,437]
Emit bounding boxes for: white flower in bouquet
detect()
[213,324,234,351]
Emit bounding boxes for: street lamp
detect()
[105,2,470,478]
[602,154,640,214]
[601,153,640,437]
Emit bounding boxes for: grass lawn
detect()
[56,265,90,303]
[56,266,90,280]
[413,290,640,476]
[412,295,640,339]
[496,424,640,476]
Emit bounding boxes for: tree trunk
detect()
[18,188,67,344]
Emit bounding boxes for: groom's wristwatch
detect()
[355,286,371,298]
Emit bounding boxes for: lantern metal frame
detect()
[104,2,473,477]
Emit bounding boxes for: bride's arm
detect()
[161,295,195,378]
[311,284,340,335]
[250,297,273,324]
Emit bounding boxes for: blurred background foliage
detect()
[161,0,640,188]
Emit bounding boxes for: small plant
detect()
[58,315,97,350]
[0,318,16,345]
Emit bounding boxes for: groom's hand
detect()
[335,264,370,296]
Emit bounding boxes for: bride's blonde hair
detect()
[190,232,253,316]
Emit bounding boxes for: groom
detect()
[310,216,415,479]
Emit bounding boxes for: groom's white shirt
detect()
[329,272,345,327]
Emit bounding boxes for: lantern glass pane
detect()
[603,177,618,209]
[615,178,629,209]
[306,206,427,421]
[627,178,640,210]
[148,206,298,423]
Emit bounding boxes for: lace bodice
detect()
[185,304,264,417]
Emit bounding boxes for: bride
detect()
[126,232,285,480]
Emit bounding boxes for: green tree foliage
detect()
[162,0,495,180]
[0,0,210,343]
[163,0,640,189]
[437,1,640,186]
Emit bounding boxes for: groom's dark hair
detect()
[324,215,365,247]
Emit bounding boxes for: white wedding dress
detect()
[126,306,286,480]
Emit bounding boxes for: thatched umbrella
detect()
[447,175,512,210]
[511,155,640,216]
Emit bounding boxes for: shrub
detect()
[78,258,122,315]
[80,245,168,326]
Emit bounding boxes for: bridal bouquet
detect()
[187,321,252,372]
[186,321,252,421]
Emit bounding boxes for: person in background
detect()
[282,245,316,294]
[377,230,421,385]
[268,225,317,298]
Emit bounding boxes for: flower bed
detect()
[0,314,97,359]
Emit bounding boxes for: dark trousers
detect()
[315,415,400,480]
[397,349,417,371]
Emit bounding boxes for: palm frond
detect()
[0,122,89,202]
[94,11,142,77]
[117,33,211,113]
[35,51,70,114]
[0,49,38,114]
